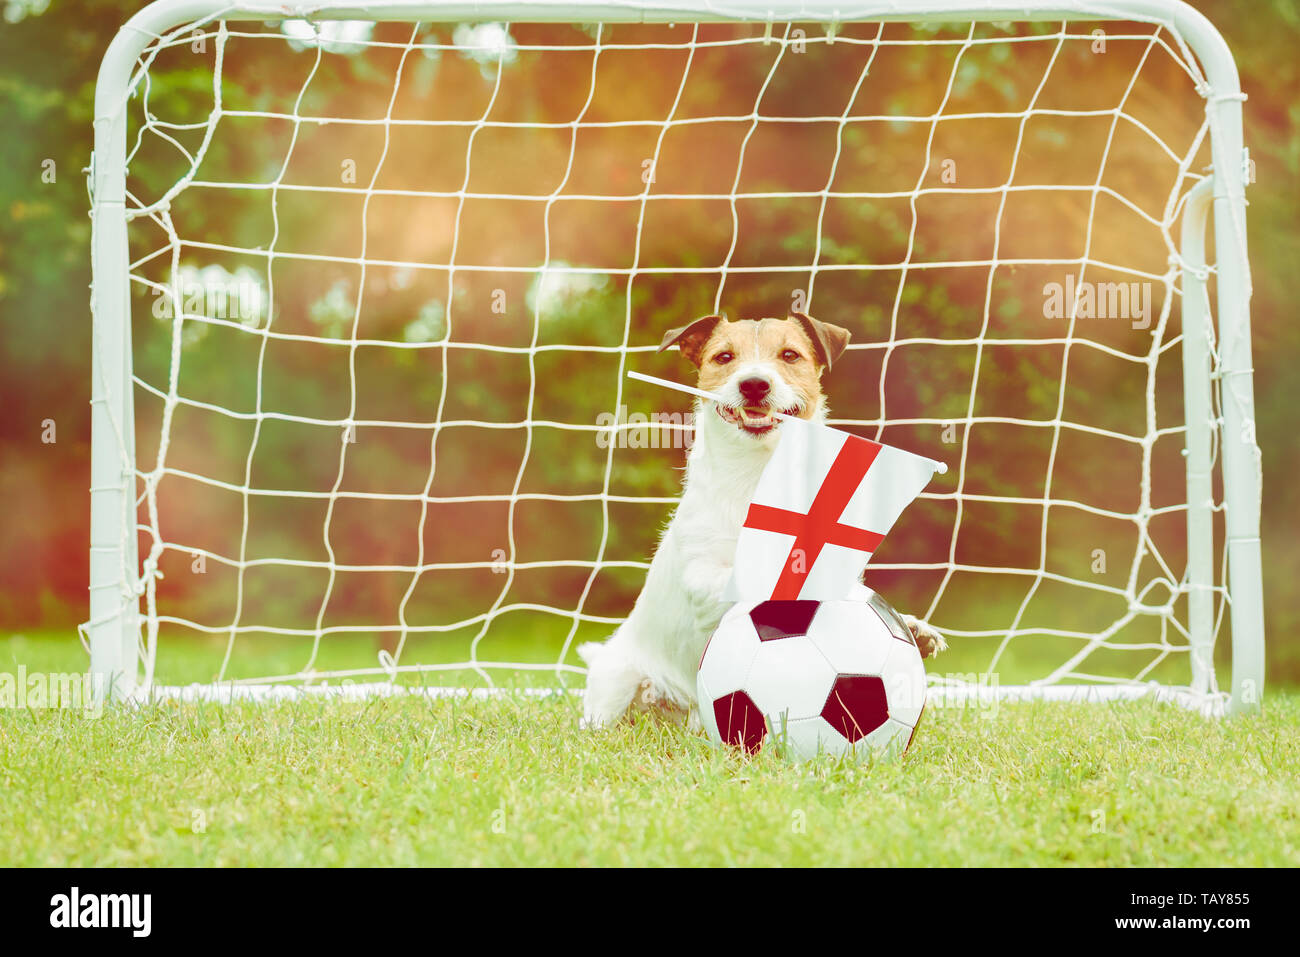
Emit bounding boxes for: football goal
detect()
[86,0,1264,716]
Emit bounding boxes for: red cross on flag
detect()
[723,417,944,602]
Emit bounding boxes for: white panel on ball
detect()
[798,600,893,677]
[847,583,914,644]
[777,715,846,761]
[856,718,914,762]
[745,636,837,720]
[696,620,760,701]
[881,640,927,728]
[696,673,722,745]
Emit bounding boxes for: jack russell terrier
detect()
[580,312,945,729]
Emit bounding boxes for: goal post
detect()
[87,0,1264,714]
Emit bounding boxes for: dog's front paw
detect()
[580,702,621,731]
[628,678,691,727]
[901,614,947,659]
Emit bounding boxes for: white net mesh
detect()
[105,13,1233,701]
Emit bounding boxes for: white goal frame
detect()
[87,0,1264,714]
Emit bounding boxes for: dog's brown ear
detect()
[790,312,851,371]
[657,314,725,367]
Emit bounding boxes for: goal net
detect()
[86,1,1263,715]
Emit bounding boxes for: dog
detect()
[579,313,945,729]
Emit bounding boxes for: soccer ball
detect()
[696,586,927,761]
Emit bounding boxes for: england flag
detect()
[723,417,943,602]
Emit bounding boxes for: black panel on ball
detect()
[748,600,820,640]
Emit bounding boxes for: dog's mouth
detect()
[715,403,800,436]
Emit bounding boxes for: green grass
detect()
[1,632,1297,866]
[11,592,1214,690]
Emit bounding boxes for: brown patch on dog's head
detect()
[790,312,851,371]
[658,314,852,434]
[657,314,725,367]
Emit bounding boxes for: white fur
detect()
[579,357,818,729]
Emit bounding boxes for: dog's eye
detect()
[713,351,734,365]
[781,350,802,362]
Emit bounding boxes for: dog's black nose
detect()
[739,377,771,403]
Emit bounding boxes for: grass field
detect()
[1,632,1297,867]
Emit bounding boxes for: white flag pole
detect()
[627,370,947,475]
[627,370,799,422]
